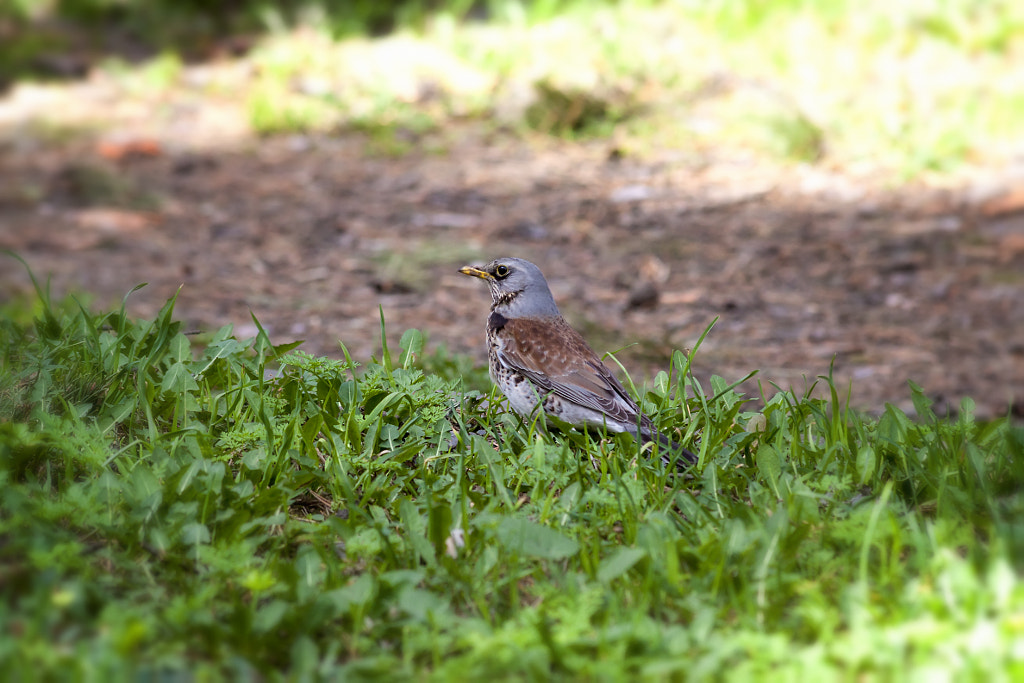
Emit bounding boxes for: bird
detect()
[458,257,697,467]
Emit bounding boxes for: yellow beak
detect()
[459,265,493,280]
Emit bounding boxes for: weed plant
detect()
[1,267,1022,679]
[6,1,1023,179]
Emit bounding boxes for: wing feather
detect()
[496,317,653,431]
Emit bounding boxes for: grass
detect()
[243,0,1024,177]
[2,259,1022,679]
[5,1,1023,180]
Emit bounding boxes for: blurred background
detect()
[1,0,1022,418]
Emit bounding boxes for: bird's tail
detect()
[642,429,698,468]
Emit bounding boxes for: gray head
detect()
[459,257,561,318]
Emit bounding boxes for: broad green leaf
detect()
[400,498,436,566]
[168,332,190,363]
[399,328,424,369]
[194,337,245,376]
[181,522,210,545]
[252,599,289,634]
[398,586,446,621]
[597,547,647,583]
[856,445,877,485]
[495,518,579,560]
[756,445,783,498]
[339,573,376,609]
[161,362,199,394]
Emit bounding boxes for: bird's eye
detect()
[494,264,510,278]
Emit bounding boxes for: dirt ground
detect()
[2,111,1023,420]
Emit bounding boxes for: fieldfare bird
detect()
[459,257,697,467]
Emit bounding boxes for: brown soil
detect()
[2,121,1022,420]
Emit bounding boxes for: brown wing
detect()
[496,316,653,431]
